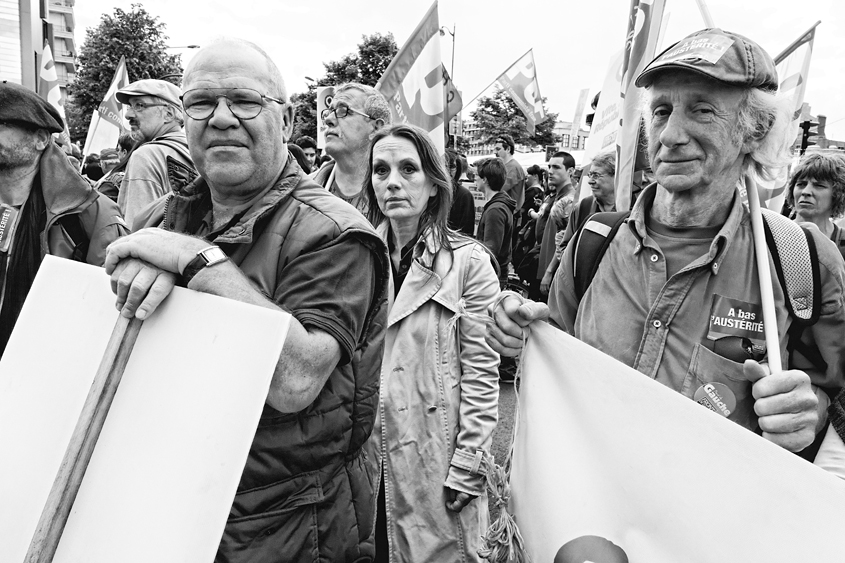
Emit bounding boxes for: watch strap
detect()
[180,245,228,285]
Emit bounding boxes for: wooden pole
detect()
[745,175,783,372]
[25,315,143,562]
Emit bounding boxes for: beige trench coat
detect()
[369,224,501,563]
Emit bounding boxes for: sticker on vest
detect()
[654,33,734,66]
[0,205,20,253]
[707,294,764,345]
[694,382,736,418]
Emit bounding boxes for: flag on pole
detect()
[755,22,820,212]
[37,43,71,147]
[569,88,590,149]
[82,56,130,156]
[509,322,845,561]
[495,49,545,135]
[614,0,666,211]
[376,1,460,154]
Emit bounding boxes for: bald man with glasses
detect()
[312,82,392,216]
[106,38,389,562]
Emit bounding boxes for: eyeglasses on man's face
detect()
[124,101,170,113]
[321,104,372,122]
[587,171,608,180]
[181,88,285,120]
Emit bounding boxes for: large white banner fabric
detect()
[511,322,845,562]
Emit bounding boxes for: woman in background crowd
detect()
[786,151,845,261]
[365,124,500,563]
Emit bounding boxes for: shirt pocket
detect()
[685,343,758,431]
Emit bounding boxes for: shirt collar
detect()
[628,182,746,275]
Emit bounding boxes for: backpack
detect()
[570,208,823,371]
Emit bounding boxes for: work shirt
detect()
[549,184,845,432]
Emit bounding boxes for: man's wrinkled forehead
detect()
[184,44,273,92]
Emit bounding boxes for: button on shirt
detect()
[548,184,845,431]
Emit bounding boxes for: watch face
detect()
[201,247,228,265]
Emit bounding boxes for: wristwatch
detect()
[180,245,229,285]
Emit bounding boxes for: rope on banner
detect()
[480,297,531,562]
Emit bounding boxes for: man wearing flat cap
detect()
[0,81,128,357]
[487,29,845,458]
[116,78,196,227]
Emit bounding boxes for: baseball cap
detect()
[635,28,778,92]
[100,148,119,160]
[0,80,64,133]
[554,535,629,563]
[117,79,182,107]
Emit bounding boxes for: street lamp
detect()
[439,25,456,147]
[438,25,455,81]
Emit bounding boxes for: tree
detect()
[65,4,182,142]
[469,88,559,150]
[290,33,398,142]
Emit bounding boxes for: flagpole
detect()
[746,174,783,371]
[462,48,534,109]
[774,20,821,64]
[694,0,716,27]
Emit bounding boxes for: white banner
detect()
[316,86,335,150]
[511,322,845,561]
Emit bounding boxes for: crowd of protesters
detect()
[3,24,845,563]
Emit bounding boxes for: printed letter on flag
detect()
[495,49,545,135]
[82,56,130,156]
[376,1,455,154]
[38,43,71,147]
[509,322,845,562]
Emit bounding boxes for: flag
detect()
[37,43,71,147]
[614,0,666,211]
[508,322,845,561]
[376,1,458,154]
[580,51,625,200]
[569,88,590,149]
[442,68,462,126]
[755,22,820,212]
[495,49,545,135]
[82,56,130,156]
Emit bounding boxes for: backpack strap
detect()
[760,209,821,326]
[58,215,90,262]
[760,209,824,373]
[572,211,630,301]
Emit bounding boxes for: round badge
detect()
[693,382,737,418]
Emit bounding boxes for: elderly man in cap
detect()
[486,29,845,456]
[102,39,388,561]
[312,82,391,216]
[0,81,127,357]
[116,78,196,226]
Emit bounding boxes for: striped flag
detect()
[82,56,130,157]
[614,0,666,211]
[376,1,461,154]
[509,322,845,561]
[37,43,71,147]
[495,49,545,135]
[756,22,820,212]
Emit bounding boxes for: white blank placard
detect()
[0,256,290,562]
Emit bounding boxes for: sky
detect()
[73,0,845,141]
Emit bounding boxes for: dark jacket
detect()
[0,142,128,356]
[448,182,476,236]
[476,191,516,278]
[136,157,389,563]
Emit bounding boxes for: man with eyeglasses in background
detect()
[116,79,197,226]
[541,151,618,291]
[106,38,388,562]
[312,83,391,216]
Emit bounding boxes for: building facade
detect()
[461,119,590,157]
[0,0,75,95]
